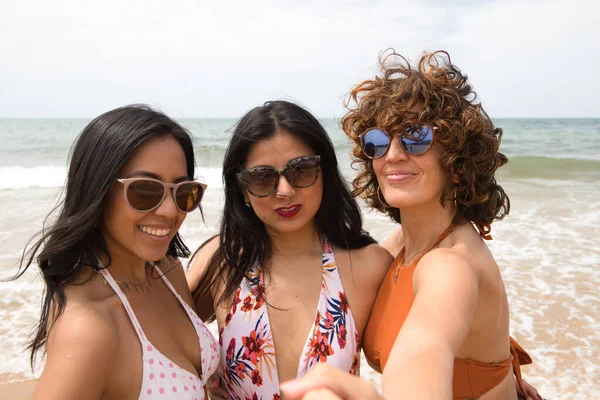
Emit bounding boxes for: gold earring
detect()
[377,187,390,210]
[454,188,459,209]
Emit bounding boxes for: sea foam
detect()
[0,166,67,190]
[0,166,224,190]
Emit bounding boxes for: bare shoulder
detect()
[48,301,118,353]
[381,225,404,257]
[414,247,481,290]
[35,301,118,399]
[187,235,220,291]
[343,243,393,286]
[348,242,393,268]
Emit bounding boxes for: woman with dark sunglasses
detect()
[280,52,542,400]
[187,100,392,399]
[13,105,219,399]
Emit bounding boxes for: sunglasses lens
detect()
[175,182,203,212]
[241,168,279,197]
[362,129,390,159]
[402,125,433,155]
[126,179,164,211]
[285,158,320,188]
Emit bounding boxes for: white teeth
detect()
[138,225,170,237]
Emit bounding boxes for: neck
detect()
[99,234,151,283]
[267,221,322,259]
[399,199,457,264]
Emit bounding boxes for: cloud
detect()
[0,0,597,118]
[439,0,600,117]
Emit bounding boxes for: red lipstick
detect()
[275,204,301,218]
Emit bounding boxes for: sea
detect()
[0,118,599,399]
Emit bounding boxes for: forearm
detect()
[382,343,454,400]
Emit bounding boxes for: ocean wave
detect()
[0,166,224,190]
[0,166,67,190]
[500,156,600,181]
[1,155,597,191]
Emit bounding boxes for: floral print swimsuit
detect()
[218,237,360,400]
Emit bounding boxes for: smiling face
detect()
[373,131,448,211]
[101,134,190,264]
[242,130,323,236]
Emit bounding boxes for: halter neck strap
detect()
[398,222,456,269]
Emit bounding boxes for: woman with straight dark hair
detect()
[14,105,219,399]
[188,100,392,399]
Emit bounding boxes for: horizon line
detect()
[1,116,599,120]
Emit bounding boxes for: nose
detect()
[385,135,409,162]
[154,188,180,218]
[275,174,296,200]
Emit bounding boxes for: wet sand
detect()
[0,380,37,399]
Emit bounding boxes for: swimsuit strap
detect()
[394,222,455,282]
[399,222,456,268]
[151,262,179,297]
[98,267,148,343]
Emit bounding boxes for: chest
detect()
[103,284,203,398]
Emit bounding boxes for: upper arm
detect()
[350,243,393,294]
[391,250,480,357]
[345,243,393,336]
[186,236,220,321]
[33,307,118,400]
[381,251,480,397]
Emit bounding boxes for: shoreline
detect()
[0,380,37,399]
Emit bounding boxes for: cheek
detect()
[421,151,448,190]
[102,188,126,226]
[372,159,385,182]
[174,213,187,230]
[248,197,270,220]
[314,180,324,202]
[102,187,141,237]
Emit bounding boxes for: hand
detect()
[519,378,544,400]
[206,374,229,400]
[280,364,381,400]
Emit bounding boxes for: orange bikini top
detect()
[362,224,532,399]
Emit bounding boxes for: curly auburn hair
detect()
[342,50,509,237]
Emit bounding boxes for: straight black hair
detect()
[194,100,375,314]
[11,104,196,367]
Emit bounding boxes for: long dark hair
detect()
[12,104,196,367]
[194,100,375,315]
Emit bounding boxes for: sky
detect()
[0,0,598,119]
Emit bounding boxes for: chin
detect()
[387,197,423,209]
[141,247,171,263]
[269,219,313,235]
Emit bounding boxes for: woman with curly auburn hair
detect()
[281,51,541,400]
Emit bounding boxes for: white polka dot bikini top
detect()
[99,264,219,399]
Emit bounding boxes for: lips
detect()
[385,170,416,182]
[275,205,301,218]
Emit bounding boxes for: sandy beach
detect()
[0,380,37,399]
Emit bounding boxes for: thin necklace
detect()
[394,224,456,283]
[92,263,154,293]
